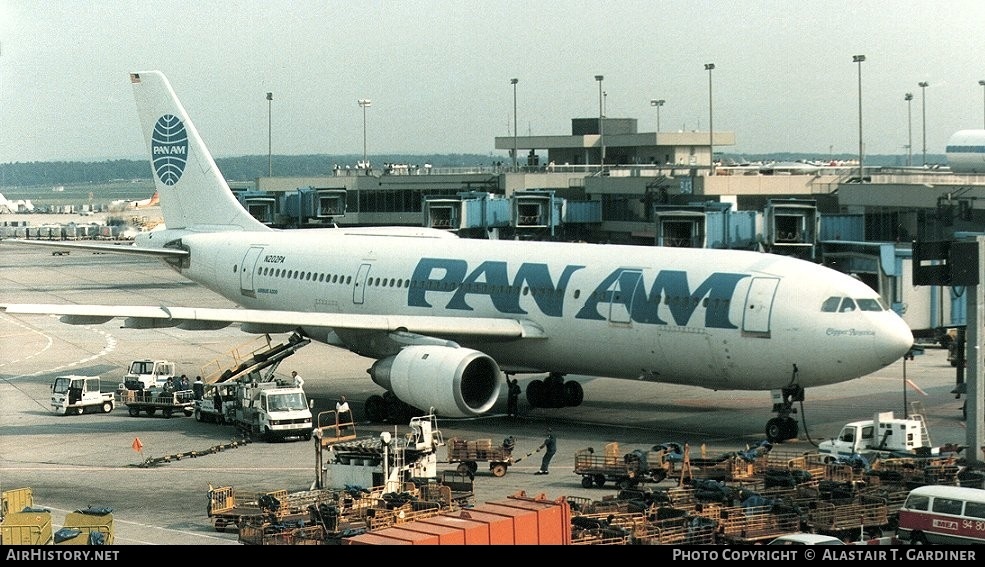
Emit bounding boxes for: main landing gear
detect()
[365,391,419,424]
[525,373,584,409]
[765,381,804,443]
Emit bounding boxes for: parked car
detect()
[768,533,846,545]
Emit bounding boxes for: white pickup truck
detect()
[51,375,115,415]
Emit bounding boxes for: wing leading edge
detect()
[0,303,547,339]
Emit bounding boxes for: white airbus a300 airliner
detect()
[1,71,914,442]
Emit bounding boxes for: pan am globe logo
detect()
[151,114,188,185]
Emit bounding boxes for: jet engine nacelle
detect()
[368,345,502,418]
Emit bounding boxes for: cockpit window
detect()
[856,298,885,312]
[839,298,857,312]
[821,297,841,313]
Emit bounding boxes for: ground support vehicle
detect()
[119,389,195,418]
[446,437,515,477]
[817,407,962,465]
[314,413,444,492]
[805,494,890,541]
[701,503,802,544]
[120,359,176,391]
[50,375,115,415]
[207,486,298,532]
[574,442,668,489]
[193,332,314,441]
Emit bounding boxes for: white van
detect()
[896,485,985,545]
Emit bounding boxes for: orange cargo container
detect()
[484,494,571,545]
[451,509,516,545]
[345,532,414,545]
[417,514,490,544]
[394,521,467,545]
[371,527,440,545]
[342,492,572,545]
[473,502,541,545]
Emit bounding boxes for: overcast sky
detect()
[2,1,984,164]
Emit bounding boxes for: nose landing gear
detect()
[766,382,804,443]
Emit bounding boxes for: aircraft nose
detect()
[880,316,915,364]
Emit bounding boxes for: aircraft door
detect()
[742,277,779,335]
[607,269,644,324]
[353,263,372,305]
[239,246,264,298]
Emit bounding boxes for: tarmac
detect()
[0,216,975,545]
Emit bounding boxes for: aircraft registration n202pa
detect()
[0,71,914,442]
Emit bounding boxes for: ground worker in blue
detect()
[535,428,557,475]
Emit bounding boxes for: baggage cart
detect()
[446,437,514,477]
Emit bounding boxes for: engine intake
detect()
[368,345,502,418]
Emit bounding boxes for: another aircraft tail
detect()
[129,71,268,232]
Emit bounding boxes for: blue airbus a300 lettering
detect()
[0,71,913,443]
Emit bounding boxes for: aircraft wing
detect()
[1,238,188,259]
[0,303,547,339]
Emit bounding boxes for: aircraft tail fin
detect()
[129,71,268,232]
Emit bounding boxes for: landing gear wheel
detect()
[490,463,508,477]
[782,417,799,440]
[544,374,565,408]
[365,395,386,423]
[765,418,784,443]
[581,476,594,488]
[526,379,546,407]
[102,401,113,413]
[563,381,584,407]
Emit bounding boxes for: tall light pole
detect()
[853,55,865,182]
[979,80,985,129]
[705,63,715,175]
[358,99,372,168]
[266,92,273,176]
[595,75,605,165]
[905,92,914,167]
[919,81,929,166]
[650,99,665,133]
[510,78,518,171]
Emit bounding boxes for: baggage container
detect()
[1,510,53,545]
